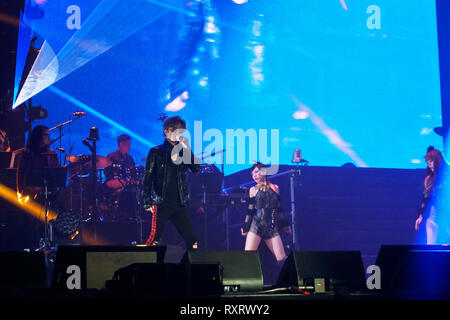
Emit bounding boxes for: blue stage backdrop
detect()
[14,0,443,174]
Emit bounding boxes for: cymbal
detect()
[67,154,112,168]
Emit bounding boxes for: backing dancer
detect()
[241,162,287,265]
[415,146,444,244]
[143,116,200,249]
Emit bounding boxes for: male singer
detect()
[143,116,200,249]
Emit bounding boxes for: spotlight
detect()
[88,127,100,141]
[53,211,80,240]
[28,105,48,120]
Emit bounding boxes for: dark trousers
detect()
[151,200,198,248]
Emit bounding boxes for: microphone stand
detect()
[83,139,97,239]
[199,149,226,249]
[49,114,84,164]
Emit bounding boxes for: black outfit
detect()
[418,164,449,219]
[419,173,436,219]
[143,139,200,247]
[243,185,283,240]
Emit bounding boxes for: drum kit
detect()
[59,154,146,223]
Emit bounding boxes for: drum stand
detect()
[82,127,100,240]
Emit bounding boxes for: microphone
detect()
[82,138,93,152]
[56,147,68,159]
[178,136,187,149]
[72,111,87,117]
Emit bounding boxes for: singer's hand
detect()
[145,205,155,214]
[179,136,189,148]
[415,215,423,231]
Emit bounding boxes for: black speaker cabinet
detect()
[277,251,366,292]
[182,250,264,292]
[376,245,450,298]
[107,262,223,297]
[0,252,47,288]
[51,245,166,289]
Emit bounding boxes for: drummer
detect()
[105,134,135,191]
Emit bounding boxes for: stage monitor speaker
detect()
[182,250,263,292]
[277,251,366,293]
[106,263,223,297]
[0,252,47,288]
[51,245,166,290]
[375,245,450,298]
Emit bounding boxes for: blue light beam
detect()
[14,0,177,108]
[48,85,155,148]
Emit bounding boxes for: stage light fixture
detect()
[53,211,80,239]
[28,105,48,120]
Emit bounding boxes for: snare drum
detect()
[105,163,126,181]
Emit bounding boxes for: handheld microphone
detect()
[72,111,87,117]
[178,136,187,149]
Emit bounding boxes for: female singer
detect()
[241,162,287,265]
